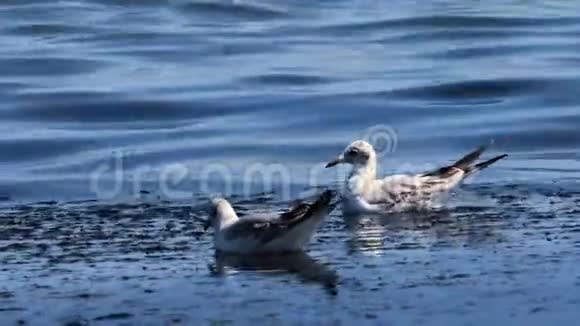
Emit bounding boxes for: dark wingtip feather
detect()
[452,145,487,171]
[303,190,336,216]
[279,190,335,223]
[422,144,505,178]
[319,189,336,203]
[470,153,508,172]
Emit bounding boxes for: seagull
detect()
[204,190,335,254]
[325,140,507,215]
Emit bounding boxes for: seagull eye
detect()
[347,148,359,156]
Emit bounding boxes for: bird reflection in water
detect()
[343,206,505,254]
[342,210,453,255]
[210,251,339,295]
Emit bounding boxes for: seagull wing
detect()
[224,190,335,244]
[223,217,288,244]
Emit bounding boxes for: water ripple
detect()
[321,15,580,34]
[388,78,555,100]
[0,57,105,77]
[240,73,337,86]
[0,1,579,322]
[6,98,244,123]
[174,1,289,21]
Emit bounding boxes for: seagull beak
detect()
[325,156,343,168]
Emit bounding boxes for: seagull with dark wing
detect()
[204,190,335,254]
[325,140,507,216]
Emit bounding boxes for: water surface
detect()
[1,0,579,324]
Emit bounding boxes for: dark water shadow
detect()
[211,251,339,295]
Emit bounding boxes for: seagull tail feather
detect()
[301,190,335,220]
[278,190,335,225]
[422,145,506,178]
[465,154,508,175]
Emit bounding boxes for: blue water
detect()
[1,0,580,325]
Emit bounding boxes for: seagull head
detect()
[325,140,376,168]
[205,197,237,230]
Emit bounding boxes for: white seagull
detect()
[325,140,507,216]
[204,190,335,254]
